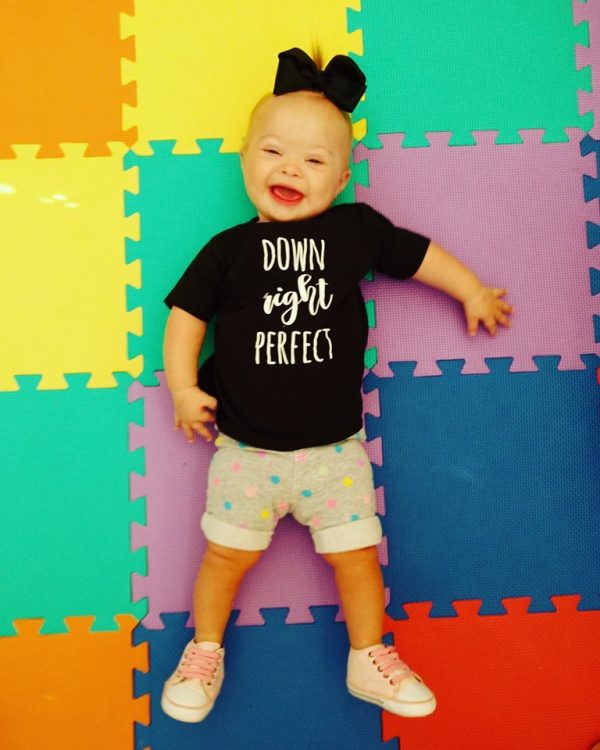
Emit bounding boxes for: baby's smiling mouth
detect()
[270,185,304,204]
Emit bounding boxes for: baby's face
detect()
[240,92,352,223]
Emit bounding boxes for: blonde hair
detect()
[242,45,353,152]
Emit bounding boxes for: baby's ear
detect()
[336,168,351,195]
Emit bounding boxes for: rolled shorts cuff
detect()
[201,512,273,551]
[312,516,383,554]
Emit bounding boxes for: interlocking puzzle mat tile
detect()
[125,140,365,384]
[123,0,363,153]
[356,132,597,376]
[382,597,600,749]
[575,0,600,140]
[125,141,253,385]
[0,144,141,390]
[0,615,148,749]
[582,134,600,250]
[131,375,387,627]
[0,376,145,634]
[134,609,393,749]
[0,0,135,157]
[349,0,592,148]
[364,356,600,617]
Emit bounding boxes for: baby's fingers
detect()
[181,423,196,443]
[192,420,213,442]
[482,315,498,337]
[467,314,480,337]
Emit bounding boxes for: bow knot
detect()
[274,47,366,113]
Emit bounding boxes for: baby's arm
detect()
[413,241,513,336]
[163,306,217,442]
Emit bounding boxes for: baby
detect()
[160,47,512,723]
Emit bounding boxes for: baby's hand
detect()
[172,386,217,443]
[463,287,513,337]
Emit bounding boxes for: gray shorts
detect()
[201,431,382,554]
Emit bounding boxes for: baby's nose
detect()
[281,160,301,176]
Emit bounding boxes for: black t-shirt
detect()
[165,202,430,450]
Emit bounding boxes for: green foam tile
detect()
[0,374,145,634]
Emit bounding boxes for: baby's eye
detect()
[307,157,324,165]
[263,148,280,155]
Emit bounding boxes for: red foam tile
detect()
[383,596,600,749]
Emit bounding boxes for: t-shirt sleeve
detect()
[356,202,430,279]
[164,236,226,322]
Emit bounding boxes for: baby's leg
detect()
[194,540,263,643]
[161,540,262,723]
[322,545,384,648]
[323,546,436,718]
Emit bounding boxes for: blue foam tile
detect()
[364,356,600,618]
[134,608,394,750]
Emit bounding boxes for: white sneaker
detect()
[161,640,225,723]
[347,643,436,718]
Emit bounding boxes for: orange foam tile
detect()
[0,615,148,749]
[0,0,135,156]
[383,597,600,749]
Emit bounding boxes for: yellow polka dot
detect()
[343,476,353,488]
[260,509,270,520]
[215,436,224,447]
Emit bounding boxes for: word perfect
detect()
[255,328,333,365]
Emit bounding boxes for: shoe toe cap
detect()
[396,675,435,703]
[166,680,209,709]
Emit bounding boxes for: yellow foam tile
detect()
[0,144,141,390]
[123,0,362,153]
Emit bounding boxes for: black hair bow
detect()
[273,47,366,113]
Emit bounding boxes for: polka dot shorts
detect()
[201,431,382,554]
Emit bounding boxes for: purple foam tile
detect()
[130,373,356,628]
[356,130,599,377]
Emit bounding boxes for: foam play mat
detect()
[1,2,599,748]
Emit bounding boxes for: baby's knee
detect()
[205,540,263,573]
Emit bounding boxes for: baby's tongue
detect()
[272,185,303,202]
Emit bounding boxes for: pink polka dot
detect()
[295,452,307,462]
[212,477,221,487]
[278,502,289,512]
[257,451,268,459]
[357,458,366,467]
[326,498,337,509]
[363,494,371,505]
[231,462,242,472]
[239,522,248,529]
[245,486,258,497]
[312,517,322,528]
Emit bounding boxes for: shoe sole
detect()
[347,684,437,718]
[161,691,214,723]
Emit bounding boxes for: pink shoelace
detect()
[178,644,221,682]
[368,645,415,686]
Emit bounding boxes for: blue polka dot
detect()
[335,445,343,453]
[350,514,360,522]
[270,475,280,484]
[301,489,313,498]
[224,501,233,510]
[238,441,248,449]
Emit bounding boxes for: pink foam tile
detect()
[356,131,598,376]
[129,374,357,627]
